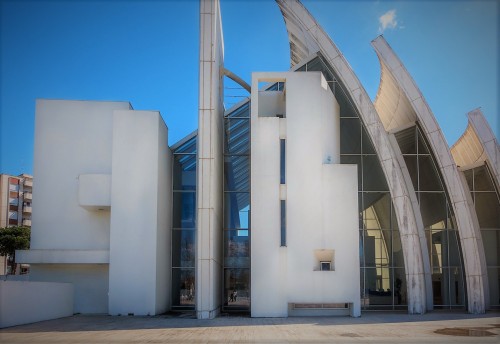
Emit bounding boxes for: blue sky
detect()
[1,0,498,176]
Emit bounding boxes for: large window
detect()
[299,55,407,310]
[171,135,197,309]
[395,126,465,309]
[223,102,251,311]
[464,165,500,309]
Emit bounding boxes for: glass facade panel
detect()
[172,192,196,229]
[224,155,250,191]
[362,155,389,191]
[487,267,500,308]
[223,268,250,309]
[474,192,500,228]
[418,155,444,191]
[224,230,250,268]
[173,154,196,190]
[172,230,195,267]
[419,192,447,228]
[172,135,197,309]
[340,118,361,154]
[225,119,250,155]
[171,268,195,308]
[223,102,251,312]
[224,192,250,229]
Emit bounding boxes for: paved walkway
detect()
[1,312,499,343]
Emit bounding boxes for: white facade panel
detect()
[109,110,171,316]
[251,72,359,317]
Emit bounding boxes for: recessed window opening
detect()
[280,139,286,184]
[280,200,286,247]
[320,261,332,271]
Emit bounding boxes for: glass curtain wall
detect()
[297,55,407,310]
[395,126,465,309]
[171,136,197,309]
[463,165,500,309]
[223,102,251,311]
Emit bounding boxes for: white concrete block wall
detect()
[32,100,130,250]
[0,281,73,328]
[251,72,360,317]
[108,110,171,316]
[29,264,106,314]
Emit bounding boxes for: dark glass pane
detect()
[281,200,286,246]
[403,155,418,191]
[359,230,365,266]
[340,118,361,154]
[395,126,416,154]
[446,230,462,267]
[474,165,496,191]
[480,230,500,266]
[340,155,362,191]
[363,193,390,229]
[475,192,500,228]
[172,230,195,267]
[225,119,250,154]
[173,154,196,190]
[429,229,444,269]
[363,267,393,305]
[463,169,474,191]
[173,192,196,228]
[173,136,197,154]
[171,268,195,307]
[416,127,430,155]
[444,267,465,306]
[224,268,250,309]
[362,155,388,191]
[224,192,250,229]
[224,155,250,191]
[224,230,250,268]
[361,125,376,154]
[487,267,500,307]
[363,234,376,267]
[420,192,447,228]
[418,155,444,191]
[394,268,407,306]
[280,139,286,184]
[226,102,250,118]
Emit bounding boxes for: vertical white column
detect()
[196,0,224,319]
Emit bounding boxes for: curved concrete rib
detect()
[451,108,500,188]
[372,36,488,313]
[276,0,427,314]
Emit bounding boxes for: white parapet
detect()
[0,281,73,328]
[78,174,111,211]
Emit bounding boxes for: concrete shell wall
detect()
[372,36,488,313]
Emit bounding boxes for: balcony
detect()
[22,206,32,213]
[9,204,19,212]
[23,180,33,188]
[22,219,31,226]
[23,192,32,201]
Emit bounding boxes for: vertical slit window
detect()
[281,200,286,246]
[280,139,286,184]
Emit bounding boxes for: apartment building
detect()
[0,173,32,274]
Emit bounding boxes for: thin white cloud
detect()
[379,9,398,33]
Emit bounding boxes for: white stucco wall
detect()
[0,281,73,328]
[251,72,360,317]
[108,110,171,316]
[18,99,172,316]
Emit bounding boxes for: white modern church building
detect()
[7,0,499,324]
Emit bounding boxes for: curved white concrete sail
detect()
[276,0,427,314]
[372,35,488,313]
[452,108,500,188]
